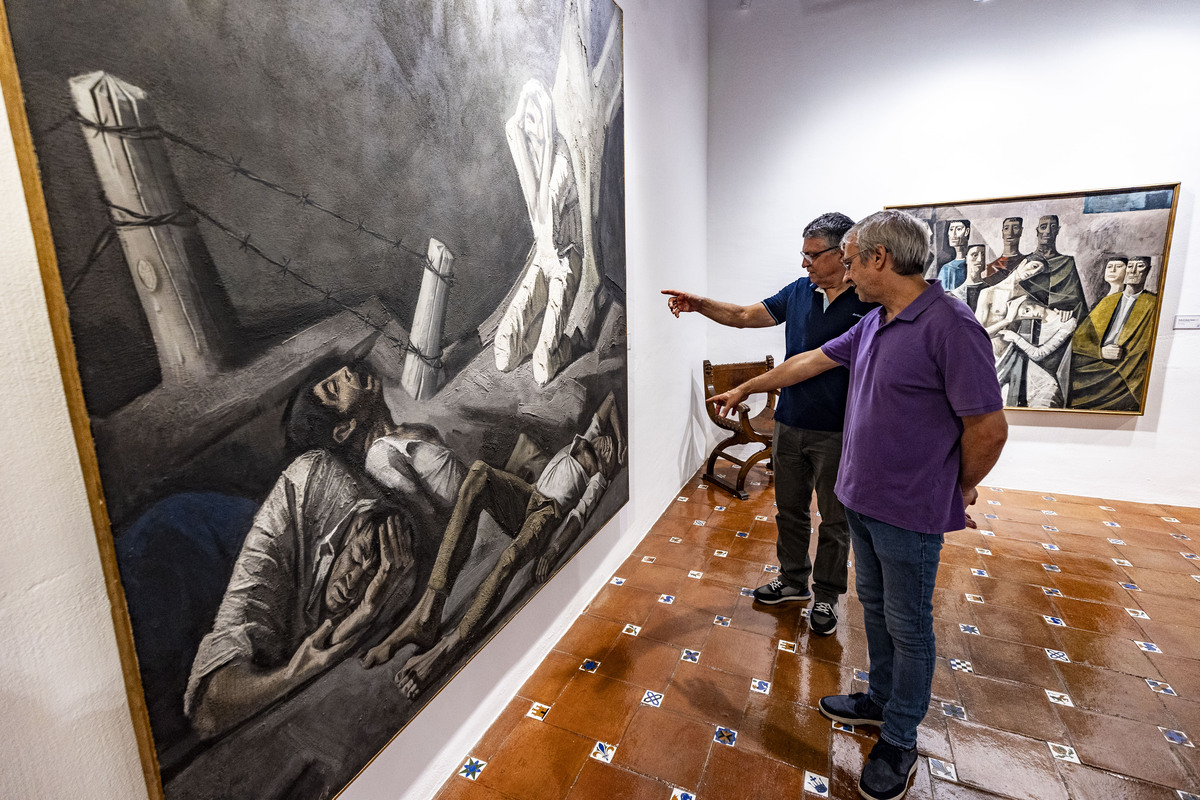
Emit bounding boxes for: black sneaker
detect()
[810,600,837,636]
[752,577,811,605]
[859,738,918,800]
[818,692,884,727]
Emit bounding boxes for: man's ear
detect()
[332,418,357,445]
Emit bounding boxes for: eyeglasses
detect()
[801,245,840,264]
[841,249,872,270]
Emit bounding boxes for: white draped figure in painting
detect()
[493,78,583,386]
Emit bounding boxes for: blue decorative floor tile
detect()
[854,669,870,681]
[623,624,641,636]
[590,741,617,762]
[671,789,697,800]
[1159,728,1194,747]
[1135,640,1163,654]
[832,721,855,733]
[803,771,831,797]
[580,659,601,673]
[978,529,995,537]
[642,556,656,563]
[971,568,988,577]
[681,649,700,663]
[714,726,737,746]
[527,702,550,720]
[1193,575,1200,583]
[1113,558,1132,566]
[676,496,689,502]
[778,639,798,653]
[965,594,984,604]
[1043,564,1061,572]
[1121,582,1142,591]
[1043,587,1064,597]
[959,624,980,636]
[1045,689,1074,706]
[750,678,771,695]
[1126,607,1150,619]
[1177,792,1200,800]
[1047,742,1080,763]
[764,564,780,573]
[714,505,727,511]
[928,758,958,781]
[1103,521,1121,528]
[692,520,706,527]
[800,607,811,618]
[941,702,967,720]
[1042,509,1058,516]
[1041,539,1060,547]
[713,549,728,558]
[1183,552,1200,561]
[950,658,973,673]
[1171,533,1191,541]
[984,514,998,520]
[976,547,992,555]
[659,594,676,604]
[1108,538,1126,545]
[1043,615,1066,627]
[755,514,769,521]
[740,587,755,597]
[642,689,665,707]
[713,615,731,627]
[987,500,1001,505]
[688,570,704,579]
[1147,679,1177,696]
[611,576,626,585]
[457,757,487,780]
[1042,495,1056,501]
[1045,649,1071,663]
[990,487,1004,492]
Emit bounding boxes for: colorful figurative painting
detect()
[0,0,626,797]
[892,185,1178,414]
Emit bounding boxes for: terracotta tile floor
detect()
[438,466,1200,800]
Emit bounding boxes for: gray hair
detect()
[843,210,933,276]
[802,212,855,248]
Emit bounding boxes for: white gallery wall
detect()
[0,0,709,797]
[706,0,1200,506]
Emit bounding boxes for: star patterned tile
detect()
[641,690,665,707]
[959,624,980,635]
[950,658,973,673]
[580,659,601,673]
[928,758,958,781]
[714,726,738,746]
[1045,649,1071,663]
[941,702,967,720]
[681,649,700,663]
[803,771,831,797]
[590,741,617,762]
[1047,742,1080,764]
[1135,640,1163,654]
[1045,689,1074,706]
[1146,679,1177,696]
[526,702,550,720]
[457,757,486,780]
[740,587,755,597]
[1159,728,1194,747]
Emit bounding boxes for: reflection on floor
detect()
[435,466,1200,800]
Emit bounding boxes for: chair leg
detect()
[704,432,750,501]
[735,446,773,495]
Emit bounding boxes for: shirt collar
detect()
[893,280,945,324]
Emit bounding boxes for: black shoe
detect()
[752,577,811,605]
[818,691,884,727]
[859,738,918,800]
[810,600,837,636]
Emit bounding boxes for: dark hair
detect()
[802,212,855,248]
[947,219,971,229]
[283,358,353,455]
[1129,255,1152,265]
[1002,216,1023,226]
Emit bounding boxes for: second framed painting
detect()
[891,184,1179,415]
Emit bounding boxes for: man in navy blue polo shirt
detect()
[708,210,1008,800]
[663,212,875,636]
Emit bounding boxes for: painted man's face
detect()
[1104,259,1128,285]
[1002,219,1023,245]
[325,516,382,617]
[966,246,986,279]
[313,366,380,417]
[1125,259,1150,287]
[947,221,969,248]
[1036,217,1059,249]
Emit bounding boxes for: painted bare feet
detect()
[361,588,444,668]
[395,631,462,700]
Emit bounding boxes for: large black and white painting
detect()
[1,0,626,797]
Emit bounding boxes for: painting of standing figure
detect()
[0,0,626,798]
[893,185,1178,414]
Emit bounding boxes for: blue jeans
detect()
[847,507,943,750]
[773,422,849,603]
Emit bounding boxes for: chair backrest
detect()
[703,356,776,397]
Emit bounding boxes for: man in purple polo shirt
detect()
[709,210,1007,800]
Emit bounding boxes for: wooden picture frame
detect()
[0,1,627,798]
[890,184,1179,414]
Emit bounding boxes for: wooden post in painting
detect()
[70,71,226,384]
[400,238,454,400]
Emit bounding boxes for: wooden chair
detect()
[702,356,776,499]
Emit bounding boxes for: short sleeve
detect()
[820,321,860,368]
[761,282,794,325]
[939,322,1004,417]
